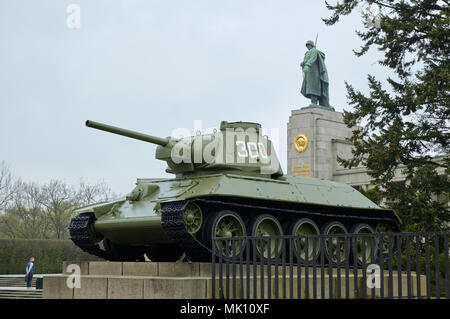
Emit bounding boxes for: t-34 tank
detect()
[69,120,400,264]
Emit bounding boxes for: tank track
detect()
[70,197,400,262]
[161,201,212,262]
[69,213,118,261]
[161,197,400,262]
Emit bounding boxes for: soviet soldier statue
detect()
[300,40,332,109]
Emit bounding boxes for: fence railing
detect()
[211,232,449,299]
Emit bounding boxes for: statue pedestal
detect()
[287,106,354,180]
[301,103,335,112]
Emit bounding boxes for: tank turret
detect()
[86,120,283,177]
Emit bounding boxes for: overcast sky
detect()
[0,0,390,195]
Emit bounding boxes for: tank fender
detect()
[73,199,125,219]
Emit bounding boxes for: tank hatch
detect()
[220,121,262,133]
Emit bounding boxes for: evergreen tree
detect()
[324,0,449,231]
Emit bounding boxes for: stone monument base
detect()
[42,261,426,299]
[287,106,355,180]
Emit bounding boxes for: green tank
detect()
[69,120,400,263]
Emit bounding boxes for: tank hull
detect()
[72,174,399,250]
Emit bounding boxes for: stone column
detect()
[287,107,354,180]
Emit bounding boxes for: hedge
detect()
[0,239,102,274]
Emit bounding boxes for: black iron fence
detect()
[211,232,449,299]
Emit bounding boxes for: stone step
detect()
[0,280,36,284]
[0,276,39,288]
[0,288,43,299]
[0,278,38,281]
[0,296,41,299]
[0,292,42,297]
[0,295,42,299]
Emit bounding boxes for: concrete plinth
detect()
[144,278,207,299]
[157,262,199,277]
[43,261,427,299]
[43,275,73,299]
[73,276,107,299]
[123,262,158,276]
[108,277,144,299]
[88,262,123,276]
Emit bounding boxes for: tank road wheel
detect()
[145,244,184,262]
[183,203,203,235]
[351,224,378,265]
[291,218,320,264]
[323,222,349,265]
[251,214,283,260]
[375,223,397,256]
[208,211,246,259]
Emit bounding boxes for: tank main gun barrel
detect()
[85,120,169,147]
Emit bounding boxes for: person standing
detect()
[25,257,35,289]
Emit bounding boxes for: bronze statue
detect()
[300,40,331,109]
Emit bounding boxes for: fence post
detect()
[289,237,294,299]
[218,240,224,299]
[246,237,250,299]
[212,237,216,299]
[379,233,385,299]
[415,233,421,299]
[406,235,411,299]
[388,236,393,299]
[397,234,402,299]
[425,234,431,299]
[232,239,237,299]
[305,236,309,299]
[434,234,440,299]
[445,234,449,299]
[313,236,318,299]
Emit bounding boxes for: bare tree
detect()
[75,179,117,207]
[0,161,16,210]
[1,181,50,238]
[0,172,119,239]
[41,180,77,240]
